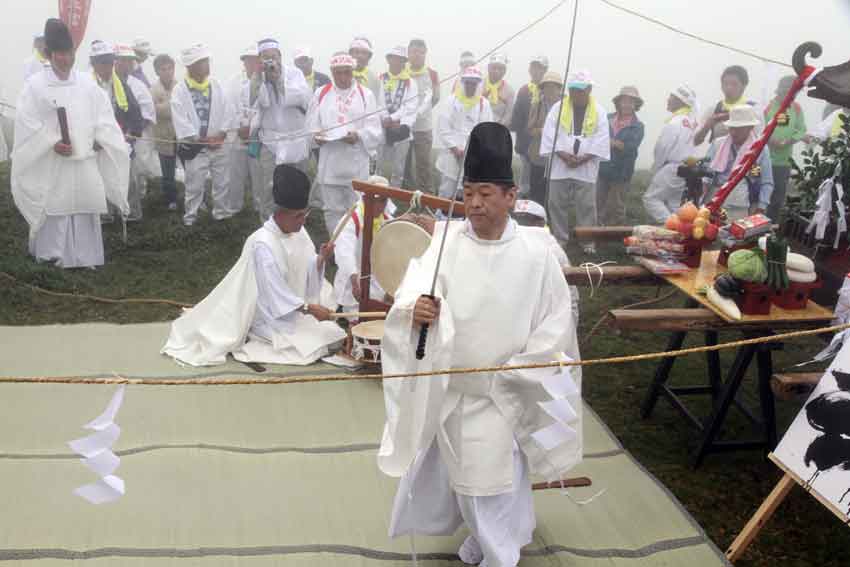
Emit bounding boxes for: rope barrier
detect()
[1,321,843,386]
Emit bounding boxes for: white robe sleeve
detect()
[93,86,131,216]
[128,77,156,124]
[581,103,610,160]
[539,103,563,157]
[437,100,464,149]
[355,89,384,155]
[285,65,312,110]
[170,85,198,140]
[652,120,680,174]
[253,241,304,333]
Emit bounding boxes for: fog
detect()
[1,0,848,167]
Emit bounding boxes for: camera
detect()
[677,158,713,205]
[262,59,279,74]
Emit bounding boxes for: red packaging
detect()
[772,280,822,310]
[735,282,772,316]
[729,214,771,240]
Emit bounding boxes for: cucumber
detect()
[787,268,817,283]
[787,253,815,274]
[707,286,743,320]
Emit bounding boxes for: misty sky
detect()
[1,0,848,167]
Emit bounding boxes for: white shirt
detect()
[171,77,233,140]
[652,112,698,174]
[435,94,493,178]
[540,99,610,183]
[377,71,419,142]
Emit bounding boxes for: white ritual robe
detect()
[379,219,581,565]
[253,65,312,165]
[435,95,492,197]
[540,100,610,183]
[306,83,383,231]
[12,68,130,268]
[162,219,346,366]
[332,202,393,311]
[642,112,699,223]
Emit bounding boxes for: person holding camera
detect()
[249,38,313,222]
[377,46,419,188]
[643,85,700,223]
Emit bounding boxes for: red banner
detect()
[58,0,92,49]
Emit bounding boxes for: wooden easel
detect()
[726,454,850,562]
[350,181,466,317]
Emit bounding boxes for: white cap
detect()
[726,105,760,128]
[90,40,114,58]
[114,43,137,59]
[515,199,546,221]
[530,54,549,67]
[132,38,153,55]
[489,53,508,67]
[241,44,258,59]
[671,84,697,108]
[181,43,210,67]
[461,66,484,81]
[329,53,356,69]
[258,38,281,54]
[292,47,311,61]
[349,37,373,53]
[567,69,595,89]
[386,45,408,59]
[459,51,476,66]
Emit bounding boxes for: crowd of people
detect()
[5,19,849,267]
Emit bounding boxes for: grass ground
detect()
[1,162,848,566]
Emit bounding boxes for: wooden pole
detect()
[725,473,796,563]
[351,180,467,215]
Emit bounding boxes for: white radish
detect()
[786,253,815,274]
[706,286,743,320]
[787,268,818,283]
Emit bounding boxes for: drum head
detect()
[351,320,385,341]
[371,220,432,297]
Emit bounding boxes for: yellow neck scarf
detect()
[383,68,411,92]
[456,88,481,111]
[484,78,503,106]
[559,95,597,136]
[358,201,385,236]
[35,49,47,63]
[721,96,745,112]
[406,63,428,77]
[304,71,315,90]
[667,106,692,122]
[95,70,129,112]
[353,67,369,86]
[185,75,210,97]
[528,82,541,105]
[831,111,846,139]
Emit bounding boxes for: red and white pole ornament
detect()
[58,0,92,49]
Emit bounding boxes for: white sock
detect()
[458,535,483,565]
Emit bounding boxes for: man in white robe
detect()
[642,85,700,223]
[306,52,383,233]
[332,175,395,313]
[171,43,234,226]
[249,38,313,222]
[162,164,346,366]
[377,46,419,187]
[540,69,610,255]
[349,37,381,101]
[435,67,492,199]
[379,123,581,567]
[227,44,262,217]
[12,19,130,269]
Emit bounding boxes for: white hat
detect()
[292,47,311,61]
[349,37,372,53]
[114,43,137,59]
[459,51,476,66]
[530,54,549,67]
[567,69,594,89]
[461,66,484,81]
[240,44,258,59]
[90,40,114,59]
[329,53,356,69]
[489,53,508,67]
[132,38,153,55]
[515,199,546,221]
[671,84,697,108]
[726,105,760,128]
[386,45,408,59]
[181,43,210,67]
[258,38,281,54]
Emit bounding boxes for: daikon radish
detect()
[787,268,818,283]
[786,253,815,274]
[706,286,743,320]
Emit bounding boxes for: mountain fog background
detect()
[1,0,848,168]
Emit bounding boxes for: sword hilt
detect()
[415,294,436,360]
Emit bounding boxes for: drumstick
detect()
[327,202,360,246]
[328,311,387,320]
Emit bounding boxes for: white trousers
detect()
[29,214,104,268]
[229,144,263,218]
[183,148,232,225]
[318,182,358,235]
[378,139,411,188]
[517,154,532,197]
[389,440,535,567]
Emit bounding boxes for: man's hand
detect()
[611,139,625,151]
[413,295,441,325]
[314,135,328,146]
[709,112,729,127]
[318,242,334,267]
[53,141,72,156]
[342,131,359,145]
[350,274,362,302]
[238,126,250,141]
[557,151,577,168]
[306,304,332,322]
[450,146,464,159]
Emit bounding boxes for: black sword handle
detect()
[415,294,435,360]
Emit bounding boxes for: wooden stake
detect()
[726,473,795,563]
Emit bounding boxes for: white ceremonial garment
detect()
[253,65,312,165]
[162,219,346,366]
[379,219,582,564]
[377,73,419,187]
[306,83,383,230]
[642,111,699,223]
[332,201,393,310]
[12,67,130,268]
[540,100,610,184]
[435,95,493,194]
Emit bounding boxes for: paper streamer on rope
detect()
[531,356,581,451]
[67,385,126,504]
[806,162,846,247]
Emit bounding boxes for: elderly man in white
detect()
[377,45,419,188]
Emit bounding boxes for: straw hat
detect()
[539,71,563,87]
[613,85,644,111]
